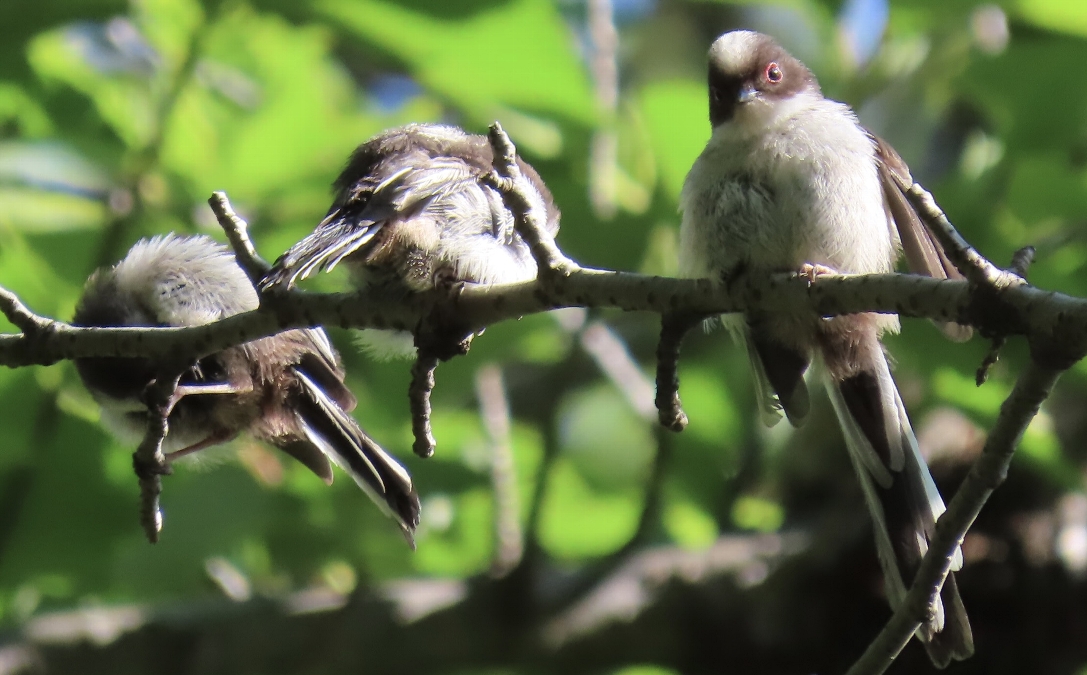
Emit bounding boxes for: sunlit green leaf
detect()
[318,0,596,127]
[539,458,642,560]
[638,80,706,201]
[557,384,655,489]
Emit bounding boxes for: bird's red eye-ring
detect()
[766,62,783,84]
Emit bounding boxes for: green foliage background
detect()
[2,0,1087,672]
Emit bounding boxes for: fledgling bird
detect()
[260,123,560,354]
[679,31,973,666]
[73,234,420,544]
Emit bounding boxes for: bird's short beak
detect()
[738,85,758,104]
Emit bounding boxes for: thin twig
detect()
[486,122,578,278]
[409,352,439,458]
[0,285,52,335]
[976,246,1037,386]
[845,361,1063,675]
[579,321,656,421]
[654,312,701,431]
[587,0,619,219]
[476,364,523,577]
[208,192,270,284]
[898,178,1024,289]
[133,370,185,543]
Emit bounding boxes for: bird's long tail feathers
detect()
[741,321,811,428]
[290,369,420,547]
[823,342,973,668]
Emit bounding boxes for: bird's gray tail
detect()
[290,368,420,547]
[822,340,973,668]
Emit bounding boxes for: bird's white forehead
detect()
[709,30,762,71]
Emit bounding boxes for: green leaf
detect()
[663,495,718,549]
[538,458,642,560]
[731,495,785,532]
[1013,0,1087,39]
[318,0,596,127]
[557,384,655,490]
[413,489,494,576]
[638,80,707,201]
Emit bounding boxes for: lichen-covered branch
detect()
[4,265,1087,372]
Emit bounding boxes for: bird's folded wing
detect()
[871,132,973,342]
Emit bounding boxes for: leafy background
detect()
[2,0,1087,673]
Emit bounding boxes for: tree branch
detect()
[4,264,1087,370]
[845,360,1064,675]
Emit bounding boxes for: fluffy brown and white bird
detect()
[74,234,420,544]
[262,123,559,293]
[679,30,972,666]
[261,123,560,358]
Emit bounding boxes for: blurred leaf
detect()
[318,0,596,126]
[413,489,493,576]
[27,24,158,149]
[557,384,655,489]
[164,5,385,201]
[674,364,740,446]
[731,495,785,532]
[638,80,706,200]
[933,367,1009,417]
[0,83,53,137]
[1013,0,1087,39]
[611,666,680,675]
[539,458,642,560]
[663,495,718,549]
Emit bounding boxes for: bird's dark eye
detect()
[765,62,783,84]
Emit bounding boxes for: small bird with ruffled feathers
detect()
[74,234,420,544]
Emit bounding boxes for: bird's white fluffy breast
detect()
[680,97,895,279]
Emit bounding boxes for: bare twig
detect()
[409,353,439,458]
[588,0,619,219]
[976,246,1037,386]
[132,369,186,543]
[579,321,656,421]
[845,361,1064,675]
[897,178,1024,289]
[654,312,701,431]
[486,122,578,278]
[0,285,53,336]
[475,364,523,577]
[542,531,809,648]
[208,192,270,284]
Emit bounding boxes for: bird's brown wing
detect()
[870,132,973,342]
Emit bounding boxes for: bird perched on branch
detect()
[260,123,560,356]
[679,30,972,666]
[73,234,420,544]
